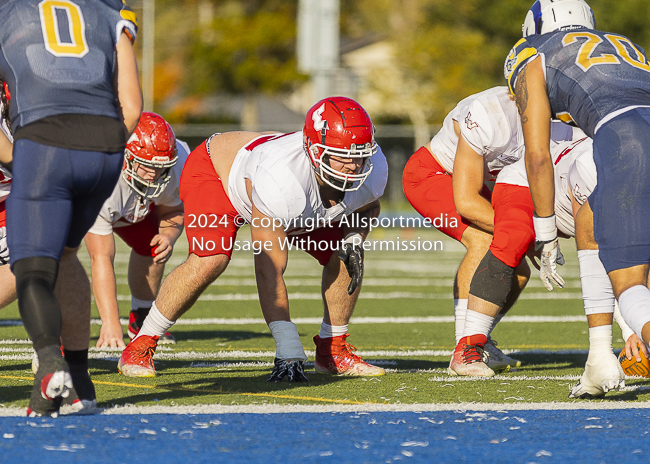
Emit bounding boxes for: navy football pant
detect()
[591,107,650,273]
[7,139,123,266]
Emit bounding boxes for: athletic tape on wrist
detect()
[269,320,307,361]
[533,214,557,243]
[344,233,363,246]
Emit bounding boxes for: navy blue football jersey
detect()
[0,0,137,131]
[504,28,650,137]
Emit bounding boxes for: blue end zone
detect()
[1,410,649,462]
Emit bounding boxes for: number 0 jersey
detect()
[504,29,650,137]
[227,132,388,232]
[0,0,137,132]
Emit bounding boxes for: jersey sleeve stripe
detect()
[506,45,539,95]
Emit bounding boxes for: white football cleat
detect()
[569,350,625,398]
[485,338,521,372]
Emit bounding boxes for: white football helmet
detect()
[522,0,595,37]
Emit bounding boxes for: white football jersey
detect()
[227,132,388,233]
[496,127,594,237]
[429,86,524,181]
[87,140,190,236]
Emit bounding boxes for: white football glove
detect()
[538,239,565,291]
[533,214,564,291]
[0,226,8,266]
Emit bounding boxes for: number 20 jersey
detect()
[0,0,137,132]
[504,29,650,138]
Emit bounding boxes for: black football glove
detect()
[266,358,309,383]
[338,234,364,295]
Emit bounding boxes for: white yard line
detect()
[0,348,590,360]
[1,315,587,328]
[110,292,584,301]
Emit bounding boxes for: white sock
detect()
[131,297,154,311]
[133,302,175,340]
[488,314,504,338]
[619,285,650,340]
[319,321,348,338]
[462,310,494,339]
[587,325,613,362]
[269,321,307,361]
[454,299,468,344]
[578,249,615,316]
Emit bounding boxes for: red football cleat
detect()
[118,335,159,377]
[314,334,385,376]
[448,334,495,377]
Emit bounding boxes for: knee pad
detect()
[469,250,515,307]
[13,257,61,350]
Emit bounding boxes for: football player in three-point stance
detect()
[0,0,142,416]
[505,0,650,357]
[118,97,388,381]
[85,112,188,349]
[404,87,584,375]
[403,87,535,373]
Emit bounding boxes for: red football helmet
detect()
[123,112,178,199]
[303,96,377,191]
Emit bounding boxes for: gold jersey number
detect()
[39,0,88,58]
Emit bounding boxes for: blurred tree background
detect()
[132,0,650,127]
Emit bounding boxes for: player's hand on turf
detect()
[266,358,309,383]
[151,234,173,264]
[0,227,8,265]
[97,321,126,349]
[625,333,649,363]
[339,233,364,295]
[537,238,565,291]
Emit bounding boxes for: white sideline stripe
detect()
[113,292,584,301]
[0,349,592,360]
[2,401,650,417]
